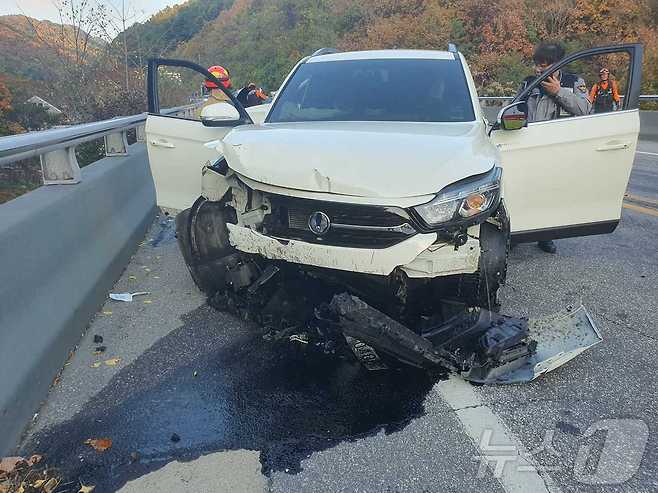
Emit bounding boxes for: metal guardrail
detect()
[479,95,658,102]
[0,96,654,187]
[0,104,198,185]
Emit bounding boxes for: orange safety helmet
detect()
[205,65,231,89]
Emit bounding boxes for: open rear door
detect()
[145,58,253,211]
[492,44,643,241]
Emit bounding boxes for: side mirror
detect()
[201,102,245,127]
[497,101,527,131]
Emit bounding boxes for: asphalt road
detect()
[18,145,658,493]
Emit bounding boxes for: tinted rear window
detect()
[268,58,475,123]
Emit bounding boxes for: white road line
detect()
[437,376,561,493]
[636,151,658,157]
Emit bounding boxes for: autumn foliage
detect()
[174,0,657,97]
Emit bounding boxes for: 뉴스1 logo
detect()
[308,211,331,235]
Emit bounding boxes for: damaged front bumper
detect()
[226,223,480,277]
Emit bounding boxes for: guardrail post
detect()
[40,147,81,185]
[104,131,129,156]
[136,124,146,143]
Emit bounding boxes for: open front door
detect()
[145,58,253,211]
[492,44,643,242]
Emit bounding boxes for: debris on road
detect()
[206,261,602,384]
[89,358,121,369]
[0,454,60,493]
[109,292,149,302]
[92,346,106,355]
[84,438,112,452]
[170,433,180,443]
[93,335,103,344]
[78,483,95,493]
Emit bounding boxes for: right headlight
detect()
[412,167,502,228]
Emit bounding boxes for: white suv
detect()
[145,44,643,313]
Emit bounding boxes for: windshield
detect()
[267,58,475,123]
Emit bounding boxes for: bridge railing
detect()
[479,94,658,105]
[0,104,198,185]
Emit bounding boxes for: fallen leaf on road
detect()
[43,477,59,493]
[84,438,112,452]
[143,300,152,304]
[90,362,102,369]
[102,311,112,315]
[79,483,96,492]
[104,358,121,366]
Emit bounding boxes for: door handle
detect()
[596,142,630,151]
[150,140,175,148]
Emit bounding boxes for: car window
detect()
[268,58,475,123]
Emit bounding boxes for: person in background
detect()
[246,86,268,107]
[236,82,256,106]
[516,42,591,254]
[590,68,621,113]
[202,65,232,105]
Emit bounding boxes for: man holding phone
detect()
[516,42,592,253]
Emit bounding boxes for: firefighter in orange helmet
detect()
[203,65,232,104]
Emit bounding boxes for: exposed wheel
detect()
[176,197,236,294]
[457,211,510,311]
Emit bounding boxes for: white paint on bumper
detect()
[226,224,439,276]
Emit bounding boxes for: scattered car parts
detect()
[204,252,601,384]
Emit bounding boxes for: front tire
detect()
[457,214,510,311]
[176,197,236,294]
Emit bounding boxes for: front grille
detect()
[262,193,417,249]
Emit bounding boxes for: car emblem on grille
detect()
[308,211,331,235]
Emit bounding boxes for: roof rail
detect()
[310,48,339,57]
[448,43,458,53]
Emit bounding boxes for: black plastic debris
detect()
[170,433,180,443]
[205,259,601,384]
[93,335,103,344]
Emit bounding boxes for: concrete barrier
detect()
[0,144,155,454]
[640,111,658,141]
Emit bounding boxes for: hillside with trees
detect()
[172,0,657,97]
[0,0,656,135]
[119,0,233,66]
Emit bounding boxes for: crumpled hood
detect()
[221,121,497,198]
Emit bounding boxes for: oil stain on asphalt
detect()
[21,304,439,491]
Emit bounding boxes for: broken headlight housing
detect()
[412,167,502,229]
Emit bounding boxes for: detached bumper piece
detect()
[207,257,601,385]
[329,293,601,384]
